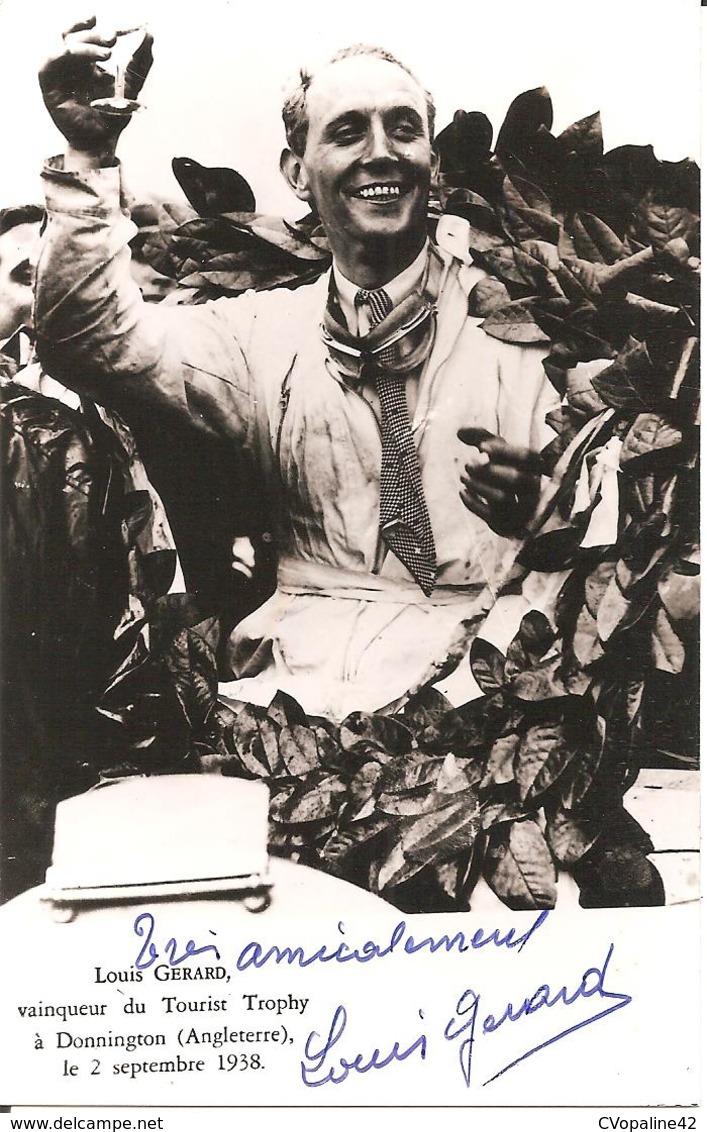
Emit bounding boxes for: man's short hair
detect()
[0,204,44,237]
[282,44,436,157]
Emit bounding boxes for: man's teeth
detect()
[357,185,401,199]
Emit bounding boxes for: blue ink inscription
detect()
[301,1004,427,1086]
[444,941,631,1087]
[235,911,548,971]
[133,912,221,971]
[126,913,630,1090]
[299,941,631,1088]
[131,911,547,974]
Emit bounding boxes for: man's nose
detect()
[364,118,396,162]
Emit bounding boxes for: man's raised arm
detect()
[34,18,254,444]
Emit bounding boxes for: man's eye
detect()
[331,123,364,144]
[392,121,422,140]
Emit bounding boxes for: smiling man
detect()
[280,48,436,287]
[35,25,559,720]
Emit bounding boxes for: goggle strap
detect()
[322,306,434,361]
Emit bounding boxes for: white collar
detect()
[332,242,429,335]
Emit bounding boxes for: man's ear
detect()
[280,148,312,202]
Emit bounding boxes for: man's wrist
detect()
[64,144,119,172]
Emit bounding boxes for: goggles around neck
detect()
[322,248,443,381]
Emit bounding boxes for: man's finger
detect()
[458,426,494,448]
[476,436,544,474]
[61,42,113,61]
[461,474,507,506]
[63,16,98,35]
[464,462,539,493]
[124,32,154,98]
[70,29,118,46]
[460,488,491,522]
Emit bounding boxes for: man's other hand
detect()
[39,16,153,163]
[458,426,542,538]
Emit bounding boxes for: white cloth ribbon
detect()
[571,434,623,549]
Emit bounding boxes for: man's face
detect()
[0,221,40,339]
[294,56,437,260]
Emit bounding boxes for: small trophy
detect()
[90,26,147,116]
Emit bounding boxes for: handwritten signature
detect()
[301,942,630,1088]
[302,1004,427,1086]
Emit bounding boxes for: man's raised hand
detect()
[458,426,543,538]
[39,16,153,163]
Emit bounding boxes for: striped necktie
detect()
[355,287,437,596]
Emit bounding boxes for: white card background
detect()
[0,0,701,1118]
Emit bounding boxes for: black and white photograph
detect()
[0,0,701,1117]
